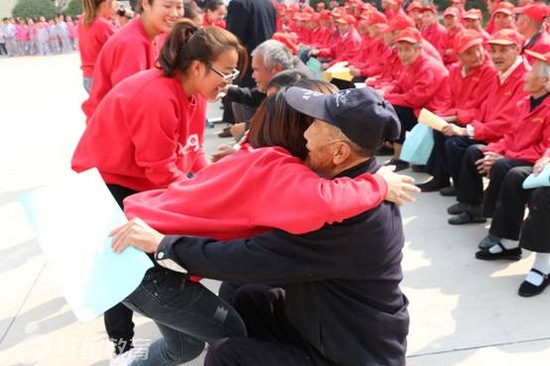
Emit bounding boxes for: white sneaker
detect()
[109,347,148,366]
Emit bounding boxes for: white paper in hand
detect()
[19,168,153,322]
[523,165,550,189]
[418,108,449,132]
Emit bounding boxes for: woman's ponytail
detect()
[82,0,104,27]
[158,19,198,77]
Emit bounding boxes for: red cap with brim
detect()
[420,5,438,14]
[387,15,415,32]
[524,50,550,64]
[492,2,514,16]
[514,3,549,23]
[396,27,422,44]
[335,15,357,25]
[443,7,460,18]
[454,29,484,54]
[362,11,387,25]
[487,29,524,48]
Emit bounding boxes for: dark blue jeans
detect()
[122,267,246,366]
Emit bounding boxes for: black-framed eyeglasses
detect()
[206,64,240,82]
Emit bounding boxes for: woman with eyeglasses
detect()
[82,0,185,119]
[71,20,247,361]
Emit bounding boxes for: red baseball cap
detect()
[406,2,423,13]
[319,10,332,21]
[361,11,387,25]
[335,14,357,25]
[387,15,415,32]
[396,27,422,44]
[454,29,484,54]
[514,3,549,23]
[492,2,515,16]
[487,29,525,48]
[463,9,482,20]
[420,5,438,14]
[524,50,550,64]
[443,7,460,18]
[451,0,466,3]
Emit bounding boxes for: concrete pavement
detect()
[1,53,549,365]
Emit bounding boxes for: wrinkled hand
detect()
[211,144,237,163]
[308,49,320,57]
[349,66,361,77]
[534,156,550,175]
[376,166,420,206]
[110,218,165,254]
[441,123,466,137]
[475,151,503,176]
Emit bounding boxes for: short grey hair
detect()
[535,60,550,92]
[251,40,294,71]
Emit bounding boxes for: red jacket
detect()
[319,27,362,65]
[442,26,464,66]
[368,47,402,89]
[485,95,550,163]
[468,59,528,143]
[82,18,161,119]
[72,69,208,191]
[124,146,388,240]
[440,57,496,123]
[523,31,550,66]
[77,17,117,78]
[355,37,389,77]
[421,23,448,59]
[385,53,451,115]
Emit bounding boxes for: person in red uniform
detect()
[420,5,448,59]
[463,8,490,43]
[202,0,227,28]
[443,29,528,197]
[491,2,516,34]
[515,2,550,65]
[472,51,550,297]
[450,0,466,20]
[417,30,497,192]
[72,21,247,358]
[349,11,389,80]
[382,0,406,20]
[78,0,117,94]
[82,0,184,120]
[442,6,464,66]
[406,1,423,30]
[384,27,451,171]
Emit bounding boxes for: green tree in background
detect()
[12,0,57,19]
[64,0,83,17]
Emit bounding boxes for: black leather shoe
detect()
[217,126,232,138]
[518,269,550,297]
[411,164,426,173]
[448,210,487,225]
[386,159,409,172]
[447,202,466,215]
[416,179,450,192]
[475,243,521,261]
[439,186,456,196]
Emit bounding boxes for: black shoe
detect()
[386,159,409,172]
[411,164,426,173]
[416,179,450,192]
[217,126,232,138]
[518,269,550,297]
[439,186,456,196]
[475,243,521,261]
[376,145,394,156]
[448,208,486,225]
[478,234,500,249]
[447,202,466,215]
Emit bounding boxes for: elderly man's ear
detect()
[332,142,353,165]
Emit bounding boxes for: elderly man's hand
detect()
[349,66,361,77]
[475,151,503,176]
[110,218,165,254]
[534,156,550,175]
[211,144,237,163]
[376,166,420,206]
[441,123,466,137]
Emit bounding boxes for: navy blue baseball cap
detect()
[285,87,401,150]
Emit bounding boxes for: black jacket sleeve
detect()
[226,86,266,107]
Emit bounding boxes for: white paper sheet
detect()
[19,168,153,322]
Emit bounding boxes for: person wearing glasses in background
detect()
[71,20,247,361]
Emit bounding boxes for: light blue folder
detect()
[522,165,550,190]
[19,168,153,322]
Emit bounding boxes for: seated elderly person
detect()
[448,50,550,225]
[383,27,451,171]
[417,30,497,192]
[515,2,550,66]
[442,29,529,197]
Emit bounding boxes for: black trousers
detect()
[520,187,550,253]
[425,130,450,184]
[444,136,480,189]
[392,105,417,144]
[456,144,485,205]
[105,184,138,354]
[489,165,533,240]
[205,284,331,366]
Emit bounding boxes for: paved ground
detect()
[1,53,550,366]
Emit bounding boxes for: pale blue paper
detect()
[523,165,550,189]
[19,168,153,323]
[400,123,434,165]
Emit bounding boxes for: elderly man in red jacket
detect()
[441,29,529,197]
[418,30,497,192]
[384,27,451,171]
[515,2,550,65]
[421,5,448,59]
[442,6,464,67]
[447,48,550,225]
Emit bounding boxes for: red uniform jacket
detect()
[77,17,117,78]
[124,145,388,240]
[319,27,362,65]
[355,37,389,77]
[82,18,161,119]
[385,53,451,115]
[523,31,550,66]
[443,26,464,66]
[72,69,208,191]
[440,57,497,123]
[468,60,528,143]
[421,23,448,59]
[485,95,550,163]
